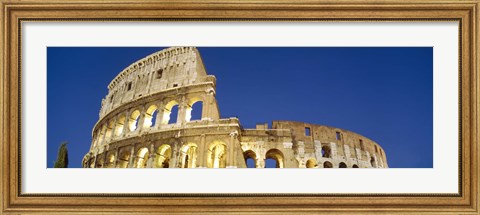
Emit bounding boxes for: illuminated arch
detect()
[116,150,130,168]
[134,147,150,168]
[265,149,284,168]
[114,114,126,136]
[179,143,197,168]
[128,110,141,131]
[185,97,203,122]
[162,100,179,124]
[207,141,227,168]
[154,144,172,168]
[143,105,159,128]
[306,158,317,168]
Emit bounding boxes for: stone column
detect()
[170,143,179,168]
[128,146,136,168]
[196,134,206,167]
[228,131,238,168]
[202,90,215,120]
[147,143,156,168]
[122,110,131,137]
[177,100,187,125]
[154,101,164,130]
[112,147,119,168]
[136,107,146,134]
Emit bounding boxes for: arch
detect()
[162,100,179,124]
[179,143,198,168]
[154,144,172,168]
[265,149,284,168]
[88,157,95,168]
[339,162,347,168]
[105,120,114,141]
[116,150,130,168]
[143,105,159,128]
[321,145,332,158]
[243,150,257,168]
[306,158,317,168]
[97,125,107,145]
[96,155,105,168]
[207,141,227,168]
[370,156,377,167]
[105,153,115,168]
[323,161,333,168]
[128,110,141,131]
[114,114,126,136]
[352,164,359,168]
[185,97,203,122]
[134,147,150,168]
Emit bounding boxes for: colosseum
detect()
[82,47,388,169]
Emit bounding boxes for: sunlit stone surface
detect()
[82,47,388,168]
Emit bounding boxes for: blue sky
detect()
[47,47,433,168]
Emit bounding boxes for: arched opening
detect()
[321,145,332,158]
[370,157,377,167]
[154,144,172,168]
[207,141,227,168]
[352,164,359,168]
[162,100,179,124]
[114,114,126,136]
[128,110,141,131]
[134,147,150,168]
[306,158,317,168]
[105,154,115,168]
[265,149,284,168]
[97,125,106,145]
[143,105,159,128]
[375,145,378,153]
[186,98,203,122]
[179,143,197,168]
[339,162,347,168]
[89,157,95,168]
[116,150,130,168]
[323,161,333,168]
[105,120,114,141]
[96,155,105,168]
[243,150,257,168]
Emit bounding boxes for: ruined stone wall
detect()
[83,47,388,169]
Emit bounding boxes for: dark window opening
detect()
[305,127,311,136]
[156,69,163,79]
[173,83,178,87]
[359,139,364,150]
[336,131,341,140]
[127,82,132,91]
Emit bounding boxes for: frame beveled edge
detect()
[1,0,478,214]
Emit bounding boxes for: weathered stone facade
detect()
[82,47,388,168]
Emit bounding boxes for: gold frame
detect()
[1,0,478,214]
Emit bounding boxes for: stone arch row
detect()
[92,96,205,148]
[318,142,385,168]
[88,140,228,168]
[243,148,285,168]
[305,159,360,168]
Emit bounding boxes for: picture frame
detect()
[1,0,478,214]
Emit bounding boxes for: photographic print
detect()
[47,47,433,169]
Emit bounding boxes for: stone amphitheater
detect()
[82,47,388,168]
